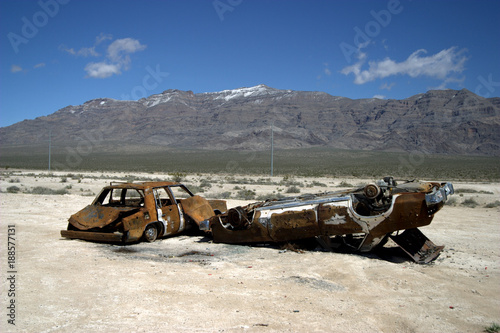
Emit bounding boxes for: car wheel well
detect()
[150,221,165,236]
[143,223,160,242]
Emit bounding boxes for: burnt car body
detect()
[62,178,454,263]
[200,178,454,263]
[61,182,227,243]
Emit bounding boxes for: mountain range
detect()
[1,84,499,156]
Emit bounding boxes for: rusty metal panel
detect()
[210,214,273,244]
[390,228,444,264]
[160,205,181,234]
[318,204,363,235]
[60,230,124,242]
[367,192,433,237]
[180,195,215,224]
[268,209,320,241]
[122,211,147,239]
[69,205,138,230]
[207,199,227,213]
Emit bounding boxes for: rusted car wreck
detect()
[61,178,454,263]
[61,182,226,243]
[200,177,454,263]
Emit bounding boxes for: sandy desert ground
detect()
[1,170,499,332]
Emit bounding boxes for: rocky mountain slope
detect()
[1,84,499,155]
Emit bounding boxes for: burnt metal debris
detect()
[61,177,454,263]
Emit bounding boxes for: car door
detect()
[153,187,182,236]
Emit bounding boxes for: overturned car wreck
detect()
[200,177,454,264]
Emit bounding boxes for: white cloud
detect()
[317,63,332,80]
[381,39,389,51]
[84,62,121,79]
[322,62,331,76]
[95,33,112,45]
[373,94,386,99]
[341,47,468,85]
[78,47,100,57]
[11,37,145,78]
[60,33,113,57]
[107,38,147,64]
[60,44,100,57]
[380,82,395,91]
[63,35,147,79]
[11,65,23,73]
[59,45,76,55]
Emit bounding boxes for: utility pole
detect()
[270,123,274,177]
[48,129,51,171]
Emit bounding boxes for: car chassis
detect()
[200,177,454,263]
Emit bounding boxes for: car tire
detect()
[143,224,158,242]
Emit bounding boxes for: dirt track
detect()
[1,173,499,332]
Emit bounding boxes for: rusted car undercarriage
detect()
[200,177,454,263]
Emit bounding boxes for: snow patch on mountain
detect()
[201,84,288,102]
[139,85,301,107]
[144,94,173,107]
[217,85,277,101]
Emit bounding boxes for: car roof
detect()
[104,181,182,190]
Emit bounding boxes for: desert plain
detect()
[1,170,499,332]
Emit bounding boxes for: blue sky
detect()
[1,0,499,127]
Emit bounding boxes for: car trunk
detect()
[68,205,140,230]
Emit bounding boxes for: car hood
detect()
[180,195,217,225]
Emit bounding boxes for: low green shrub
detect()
[7,186,21,193]
[286,186,301,193]
[455,188,494,194]
[257,193,285,201]
[484,323,500,333]
[445,197,457,206]
[30,186,68,195]
[461,198,478,208]
[199,179,212,189]
[170,172,186,182]
[484,200,500,208]
[236,189,256,200]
